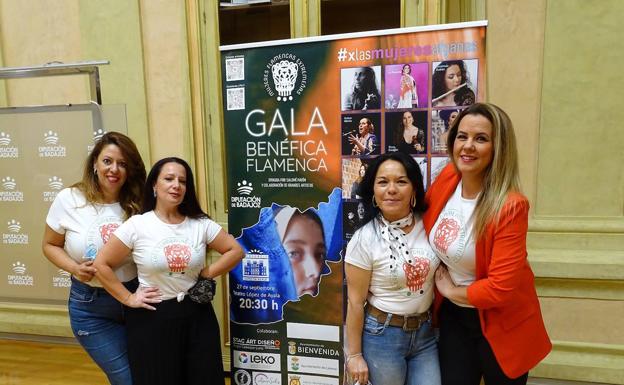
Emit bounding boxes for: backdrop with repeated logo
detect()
[221,21,487,385]
[0,105,126,302]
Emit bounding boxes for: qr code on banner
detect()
[225,57,244,81]
[227,87,245,110]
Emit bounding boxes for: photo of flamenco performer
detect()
[341,113,381,157]
[431,108,462,153]
[431,59,478,107]
[343,200,366,241]
[384,63,429,109]
[230,189,342,324]
[341,66,382,111]
[385,110,428,155]
[342,158,371,199]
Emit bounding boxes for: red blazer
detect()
[423,164,551,378]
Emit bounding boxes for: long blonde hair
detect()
[446,103,521,238]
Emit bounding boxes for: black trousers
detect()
[126,297,225,385]
[438,299,528,385]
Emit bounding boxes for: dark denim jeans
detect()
[68,277,137,385]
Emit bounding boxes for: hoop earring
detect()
[410,194,416,208]
[372,196,378,208]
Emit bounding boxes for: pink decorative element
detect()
[99,223,120,244]
[164,244,191,272]
[403,258,430,291]
[433,217,460,253]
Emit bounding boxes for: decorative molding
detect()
[0,302,72,337]
[532,341,624,385]
[536,278,624,301]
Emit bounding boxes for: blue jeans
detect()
[68,277,137,385]
[362,312,441,385]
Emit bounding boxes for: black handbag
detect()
[188,276,216,304]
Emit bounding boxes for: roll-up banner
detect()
[221,21,487,385]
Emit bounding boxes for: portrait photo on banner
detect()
[385,110,428,155]
[431,58,478,107]
[384,62,429,109]
[341,112,382,157]
[341,66,382,111]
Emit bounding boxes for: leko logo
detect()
[263,53,307,102]
[238,352,249,364]
[164,243,191,273]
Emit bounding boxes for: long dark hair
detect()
[72,131,146,218]
[357,152,427,226]
[142,157,209,219]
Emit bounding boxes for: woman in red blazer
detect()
[423,103,551,384]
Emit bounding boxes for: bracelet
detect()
[346,352,362,363]
[122,292,132,305]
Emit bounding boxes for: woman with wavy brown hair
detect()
[43,132,146,385]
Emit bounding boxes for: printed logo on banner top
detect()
[43,176,64,202]
[8,261,34,286]
[52,268,71,288]
[3,219,28,245]
[0,132,19,158]
[0,176,24,202]
[38,130,66,157]
[264,53,307,102]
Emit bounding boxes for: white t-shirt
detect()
[345,217,440,315]
[429,182,477,301]
[114,211,222,300]
[45,187,137,287]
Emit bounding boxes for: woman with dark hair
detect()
[43,132,146,385]
[345,152,441,385]
[349,117,377,156]
[398,64,418,108]
[94,157,244,385]
[350,162,368,199]
[424,103,551,384]
[393,111,425,154]
[432,60,475,107]
[343,66,381,110]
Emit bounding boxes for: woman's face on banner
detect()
[357,202,365,219]
[283,214,326,297]
[444,64,463,91]
[359,164,367,177]
[358,118,371,135]
[402,111,414,127]
[449,110,459,126]
[402,64,411,74]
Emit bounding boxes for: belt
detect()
[365,303,430,331]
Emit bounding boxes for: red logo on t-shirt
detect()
[403,257,430,292]
[164,243,191,273]
[99,223,119,244]
[433,217,460,253]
